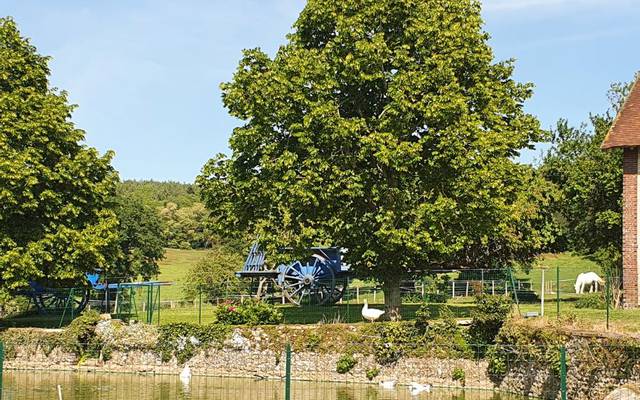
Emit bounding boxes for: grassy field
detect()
[156,248,211,300]
[3,249,640,332]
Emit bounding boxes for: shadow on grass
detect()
[0,311,74,329]
[279,303,476,324]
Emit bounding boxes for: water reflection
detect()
[3,371,526,400]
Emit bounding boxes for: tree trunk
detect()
[383,275,402,321]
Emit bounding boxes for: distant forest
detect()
[118,180,212,249]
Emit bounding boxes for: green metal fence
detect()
[0,339,590,400]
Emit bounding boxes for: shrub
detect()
[575,293,606,309]
[213,299,283,325]
[182,246,248,301]
[414,303,431,331]
[468,295,512,347]
[366,367,380,381]
[336,353,357,374]
[369,322,417,365]
[452,367,466,386]
[64,310,103,357]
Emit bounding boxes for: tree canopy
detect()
[0,18,119,290]
[111,195,165,281]
[198,0,547,313]
[540,82,634,276]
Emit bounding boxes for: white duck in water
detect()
[379,380,396,389]
[180,364,192,385]
[362,300,385,322]
[409,382,431,395]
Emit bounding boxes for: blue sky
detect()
[3,0,640,182]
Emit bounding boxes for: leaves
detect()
[198,0,547,305]
[0,18,119,289]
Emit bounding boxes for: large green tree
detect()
[198,0,545,314]
[540,81,635,278]
[111,195,165,281]
[0,18,119,290]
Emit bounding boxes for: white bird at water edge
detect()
[180,364,192,385]
[362,300,385,322]
[409,382,431,395]
[379,380,396,389]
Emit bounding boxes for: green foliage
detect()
[111,194,165,280]
[423,313,473,358]
[366,367,380,381]
[540,80,638,275]
[213,299,283,325]
[182,245,246,301]
[157,322,230,364]
[336,353,357,374]
[117,181,213,249]
[159,202,213,249]
[414,303,431,331]
[118,180,199,208]
[305,332,322,351]
[199,0,547,313]
[0,17,119,290]
[452,367,466,386]
[487,321,566,379]
[368,322,418,365]
[63,310,102,357]
[468,295,512,347]
[575,293,606,310]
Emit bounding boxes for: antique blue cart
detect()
[237,243,349,305]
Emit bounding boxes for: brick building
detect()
[602,77,640,307]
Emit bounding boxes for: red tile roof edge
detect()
[602,76,640,150]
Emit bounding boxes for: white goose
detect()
[409,382,431,395]
[180,364,192,386]
[379,380,396,389]
[362,300,385,322]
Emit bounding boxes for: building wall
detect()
[623,147,639,307]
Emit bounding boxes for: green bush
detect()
[575,293,606,309]
[366,367,380,381]
[452,367,466,386]
[414,303,431,331]
[213,299,283,325]
[402,292,448,304]
[64,310,103,357]
[336,353,357,374]
[468,295,512,347]
[369,322,418,365]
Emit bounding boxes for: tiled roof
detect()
[602,76,640,149]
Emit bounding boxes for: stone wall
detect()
[3,324,639,400]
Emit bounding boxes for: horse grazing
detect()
[574,272,604,294]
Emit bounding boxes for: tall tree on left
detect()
[0,18,120,291]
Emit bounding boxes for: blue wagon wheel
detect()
[35,288,90,315]
[280,257,336,306]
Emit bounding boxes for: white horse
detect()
[574,272,604,294]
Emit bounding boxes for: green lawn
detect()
[3,250,639,332]
[156,248,211,300]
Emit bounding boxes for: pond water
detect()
[2,371,529,400]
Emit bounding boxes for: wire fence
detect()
[0,268,627,331]
[3,336,640,400]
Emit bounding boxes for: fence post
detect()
[560,346,567,400]
[284,343,291,400]
[0,341,4,399]
[556,266,560,318]
[541,268,545,317]
[606,271,611,331]
[199,288,203,325]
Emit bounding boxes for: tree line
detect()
[0,0,631,313]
